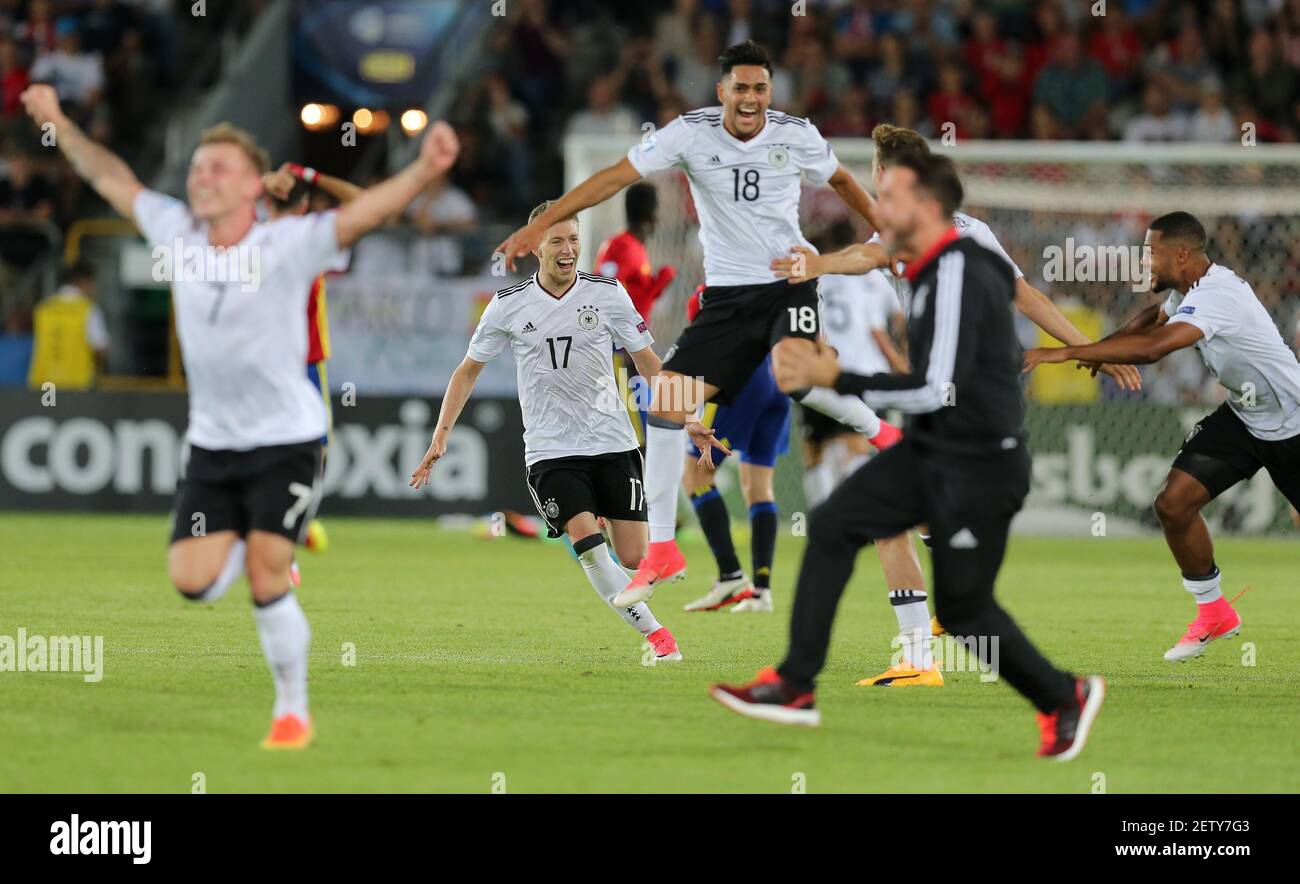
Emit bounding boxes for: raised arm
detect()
[22,85,143,221]
[827,163,882,231]
[495,157,643,270]
[409,355,485,489]
[335,121,459,249]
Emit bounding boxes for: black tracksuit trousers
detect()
[777,438,1076,714]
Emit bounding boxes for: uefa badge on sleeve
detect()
[577,306,600,331]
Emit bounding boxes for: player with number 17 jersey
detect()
[413,204,683,664]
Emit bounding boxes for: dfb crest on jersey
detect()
[544,498,560,520]
[768,145,790,169]
[577,306,600,330]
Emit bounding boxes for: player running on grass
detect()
[22,83,461,749]
[772,123,1143,688]
[678,286,789,614]
[1025,211,1300,662]
[411,201,683,663]
[497,40,901,608]
[713,152,1105,761]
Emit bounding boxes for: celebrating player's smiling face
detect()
[1143,229,1182,292]
[534,219,581,288]
[187,143,263,222]
[717,64,771,140]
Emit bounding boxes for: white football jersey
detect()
[818,272,902,376]
[627,108,839,287]
[1163,263,1300,441]
[133,189,348,451]
[467,271,653,465]
[870,210,1022,314]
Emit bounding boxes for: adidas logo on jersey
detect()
[521,321,537,334]
[707,154,721,164]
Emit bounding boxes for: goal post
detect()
[565,133,1300,535]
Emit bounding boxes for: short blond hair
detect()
[871,123,930,167]
[197,122,270,175]
[529,199,577,227]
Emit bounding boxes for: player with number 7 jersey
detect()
[19,79,463,748]
[411,202,683,664]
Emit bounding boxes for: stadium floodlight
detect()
[300,103,339,130]
[353,108,390,135]
[400,109,429,136]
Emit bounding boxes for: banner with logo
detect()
[0,390,532,516]
[323,273,523,397]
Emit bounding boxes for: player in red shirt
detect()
[594,182,676,442]
[594,182,676,319]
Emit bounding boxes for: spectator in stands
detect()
[505,0,568,116]
[1124,81,1188,142]
[81,0,131,55]
[29,18,106,117]
[482,71,531,208]
[927,61,975,137]
[963,10,1005,90]
[821,82,870,138]
[1087,6,1141,99]
[889,88,933,139]
[868,33,919,110]
[0,36,28,118]
[1230,28,1297,133]
[653,0,697,76]
[1033,31,1108,139]
[27,260,109,391]
[1152,24,1216,114]
[405,174,478,276]
[984,48,1032,138]
[1187,77,1237,142]
[564,72,639,138]
[831,0,877,82]
[14,0,58,55]
[0,147,53,224]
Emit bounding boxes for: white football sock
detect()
[645,420,686,544]
[1183,566,1223,604]
[578,538,661,635]
[890,589,933,669]
[191,539,246,603]
[802,461,836,509]
[254,591,311,720]
[798,387,881,437]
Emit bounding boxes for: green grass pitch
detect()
[2,513,1297,793]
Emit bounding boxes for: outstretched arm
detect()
[495,157,642,270]
[22,85,143,221]
[1024,321,1201,372]
[1013,278,1143,390]
[827,163,881,231]
[771,241,890,283]
[409,356,485,489]
[335,121,459,249]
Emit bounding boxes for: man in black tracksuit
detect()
[710,152,1105,760]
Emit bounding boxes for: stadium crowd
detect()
[452,0,1300,213]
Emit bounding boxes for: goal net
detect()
[565,134,1300,535]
